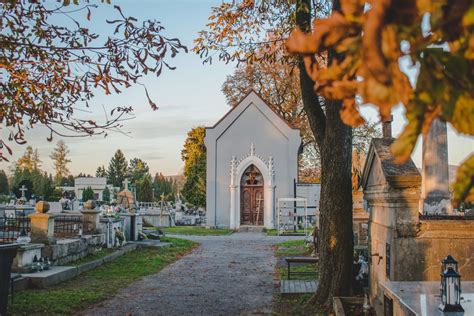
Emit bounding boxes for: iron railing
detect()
[54,215,83,237]
[0,213,31,244]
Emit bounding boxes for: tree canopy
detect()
[128,158,150,185]
[286,0,474,205]
[0,1,187,161]
[107,149,128,187]
[50,140,71,183]
[181,127,206,207]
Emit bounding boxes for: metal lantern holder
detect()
[439,255,464,313]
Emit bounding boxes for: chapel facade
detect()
[205,91,301,229]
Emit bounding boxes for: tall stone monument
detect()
[422,118,451,215]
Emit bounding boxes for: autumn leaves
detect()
[286,0,474,205]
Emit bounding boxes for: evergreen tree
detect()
[128,158,150,184]
[181,156,206,207]
[96,165,107,178]
[0,170,9,195]
[82,186,95,201]
[50,140,71,183]
[181,127,206,177]
[181,127,206,207]
[153,173,176,201]
[107,150,128,187]
[102,187,111,202]
[16,146,42,171]
[137,174,153,202]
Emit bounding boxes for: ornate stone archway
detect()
[229,143,275,229]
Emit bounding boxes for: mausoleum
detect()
[205,91,301,229]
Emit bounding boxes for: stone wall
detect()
[48,234,104,265]
[362,138,474,307]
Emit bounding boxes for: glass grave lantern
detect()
[439,266,464,313]
[442,255,459,273]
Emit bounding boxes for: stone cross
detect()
[122,179,129,190]
[19,185,28,198]
[422,118,451,215]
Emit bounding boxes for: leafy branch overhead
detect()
[0,1,187,161]
[286,0,474,205]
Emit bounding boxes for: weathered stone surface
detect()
[29,213,56,245]
[84,200,96,210]
[422,118,451,215]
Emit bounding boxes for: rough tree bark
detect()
[296,0,354,306]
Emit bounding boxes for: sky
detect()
[2,0,473,176]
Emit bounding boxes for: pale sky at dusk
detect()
[2,0,473,176]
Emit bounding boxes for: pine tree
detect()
[82,186,95,201]
[137,174,153,202]
[0,170,9,195]
[50,140,71,183]
[128,158,150,184]
[102,187,111,202]
[96,165,107,178]
[107,150,128,187]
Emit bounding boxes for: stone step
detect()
[237,225,265,233]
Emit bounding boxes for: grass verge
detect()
[160,226,233,236]
[60,248,115,266]
[8,237,197,315]
[273,238,326,315]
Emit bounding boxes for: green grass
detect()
[61,248,115,266]
[160,226,233,236]
[278,264,319,280]
[8,237,197,315]
[275,239,306,248]
[274,238,316,280]
[275,247,308,256]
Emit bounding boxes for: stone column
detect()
[229,156,237,229]
[81,200,101,234]
[422,118,452,215]
[29,201,56,244]
[264,157,276,229]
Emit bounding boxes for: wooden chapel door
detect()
[240,165,264,226]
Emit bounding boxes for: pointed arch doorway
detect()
[240,164,264,225]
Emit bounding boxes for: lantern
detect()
[442,255,459,273]
[439,267,464,312]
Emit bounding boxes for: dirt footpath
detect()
[80,232,300,316]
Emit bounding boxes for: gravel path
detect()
[79,232,300,316]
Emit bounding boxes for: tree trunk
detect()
[314,100,354,305]
[296,0,354,306]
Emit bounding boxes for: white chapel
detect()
[205,91,301,229]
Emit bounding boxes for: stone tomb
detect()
[361,138,474,313]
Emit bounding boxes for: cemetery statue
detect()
[114,227,125,247]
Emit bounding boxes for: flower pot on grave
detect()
[0,243,21,315]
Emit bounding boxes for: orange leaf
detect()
[340,98,365,127]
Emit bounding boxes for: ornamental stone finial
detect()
[250,142,255,156]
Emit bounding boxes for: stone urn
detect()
[84,200,96,210]
[35,201,50,213]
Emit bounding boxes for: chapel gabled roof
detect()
[361,138,421,189]
[206,89,299,131]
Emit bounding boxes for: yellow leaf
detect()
[450,93,474,136]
